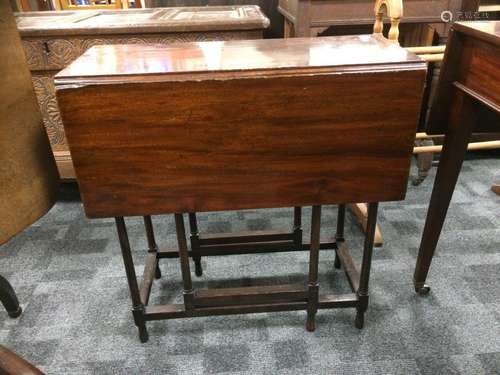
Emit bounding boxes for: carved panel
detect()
[22,31,262,71]
[31,73,66,152]
[23,30,262,160]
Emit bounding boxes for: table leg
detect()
[143,215,161,279]
[293,206,303,249]
[355,202,378,329]
[175,214,194,311]
[115,217,148,342]
[334,204,346,269]
[306,205,321,332]
[413,94,475,294]
[0,275,22,318]
[188,213,203,277]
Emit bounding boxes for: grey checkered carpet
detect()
[1,155,499,374]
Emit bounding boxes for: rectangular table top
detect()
[56,35,426,218]
[15,6,269,37]
[56,34,423,82]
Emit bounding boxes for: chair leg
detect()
[143,215,161,279]
[0,275,22,318]
[115,217,149,343]
[355,202,379,329]
[334,204,346,269]
[306,205,321,332]
[188,213,203,277]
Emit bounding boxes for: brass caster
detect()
[416,284,431,295]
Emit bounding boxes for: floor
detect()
[1,155,499,374]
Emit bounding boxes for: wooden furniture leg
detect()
[188,213,203,277]
[115,217,149,343]
[355,202,379,328]
[349,203,383,246]
[0,345,44,375]
[306,205,321,331]
[0,275,22,318]
[334,204,346,269]
[492,183,500,195]
[143,215,161,279]
[413,94,475,295]
[293,206,303,249]
[174,214,195,311]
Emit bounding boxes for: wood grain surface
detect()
[56,36,426,218]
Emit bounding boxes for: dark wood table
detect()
[55,35,426,342]
[414,21,500,294]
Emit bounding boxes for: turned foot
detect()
[155,264,162,279]
[334,253,341,269]
[194,257,203,277]
[138,326,149,343]
[306,315,316,332]
[354,311,364,329]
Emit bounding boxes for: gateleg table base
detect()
[116,203,379,343]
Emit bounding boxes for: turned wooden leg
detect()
[334,204,346,269]
[143,215,161,279]
[306,205,321,332]
[414,93,475,295]
[115,217,149,343]
[188,213,203,277]
[0,275,22,318]
[355,202,378,329]
[293,207,303,250]
[175,214,194,311]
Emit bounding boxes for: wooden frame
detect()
[116,203,379,342]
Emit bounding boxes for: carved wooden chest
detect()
[16,6,269,178]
